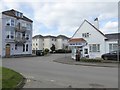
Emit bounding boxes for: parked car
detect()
[36,50,44,56]
[101,50,120,60]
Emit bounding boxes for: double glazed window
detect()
[89,44,100,52]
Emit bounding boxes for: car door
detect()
[111,51,117,60]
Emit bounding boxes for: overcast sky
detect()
[0,0,119,37]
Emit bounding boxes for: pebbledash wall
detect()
[69,19,118,59]
[1,9,33,57]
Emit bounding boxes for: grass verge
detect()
[2,67,24,90]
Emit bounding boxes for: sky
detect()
[0,0,119,37]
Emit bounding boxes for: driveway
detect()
[2,54,118,88]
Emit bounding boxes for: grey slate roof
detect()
[44,35,56,38]
[57,35,70,39]
[32,35,70,39]
[2,9,33,22]
[32,35,43,39]
[105,33,120,40]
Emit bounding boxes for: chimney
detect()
[94,18,99,29]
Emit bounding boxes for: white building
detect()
[0,9,33,57]
[69,18,118,59]
[32,35,69,51]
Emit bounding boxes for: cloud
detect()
[100,21,118,34]
[31,2,118,36]
[1,0,119,37]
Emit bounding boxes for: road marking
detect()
[50,80,55,82]
[27,79,31,83]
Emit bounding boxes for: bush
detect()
[44,48,49,55]
[80,58,102,63]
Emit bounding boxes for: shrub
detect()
[55,49,71,53]
[80,58,102,63]
[44,48,49,55]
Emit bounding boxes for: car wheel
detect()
[104,57,108,60]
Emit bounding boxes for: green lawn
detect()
[2,67,23,89]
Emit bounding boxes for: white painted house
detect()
[0,9,33,57]
[69,18,118,59]
[32,35,69,51]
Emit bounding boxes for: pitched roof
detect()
[2,9,33,22]
[44,35,56,38]
[72,20,106,38]
[69,38,86,43]
[57,35,70,39]
[105,33,120,40]
[32,35,43,39]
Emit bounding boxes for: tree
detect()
[50,44,55,53]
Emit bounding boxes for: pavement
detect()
[53,56,118,68]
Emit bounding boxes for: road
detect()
[2,54,118,88]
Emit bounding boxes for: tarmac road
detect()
[2,54,118,88]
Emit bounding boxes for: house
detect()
[56,35,70,50]
[69,18,118,59]
[0,9,33,57]
[43,35,57,50]
[32,35,44,51]
[32,35,69,52]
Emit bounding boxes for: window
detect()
[15,44,17,50]
[84,48,88,54]
[82,33,90,38]
[27,23,31,30]
[6,31,10,39]
[11,19,15,26]
[21,22,26,27]
[89,44,100,52]
[6,19,11,26]
[36,43,38,46]
[109,44,118,52]
[11,31,14,39]
[26,34,29,40]
[26,44,28,52]
[23,44,25,52]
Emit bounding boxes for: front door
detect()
[6,44,10,57]
[84,48,89,58]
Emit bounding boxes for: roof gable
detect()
[2,9,33,22]
[72,20,106,38]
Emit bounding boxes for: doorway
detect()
[6,44,10,57]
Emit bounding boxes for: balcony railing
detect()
[14,37,26,43]
[15,26,27,32]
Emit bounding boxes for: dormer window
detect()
[15,11,23,18]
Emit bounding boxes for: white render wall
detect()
[44,38,51,50]
[32,37,69,51]
[32,38,43,50]
[56,38,62,49]
[57,38,69,49]
[73,21,107,58]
